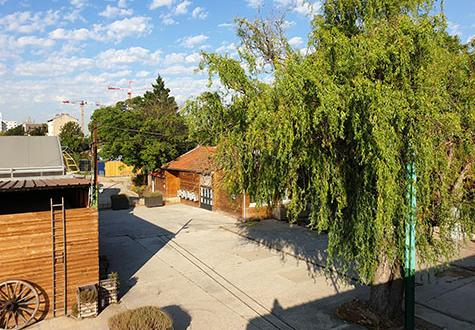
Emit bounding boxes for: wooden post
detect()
[92,123,98,207]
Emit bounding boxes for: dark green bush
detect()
[108,306,173,330]
[143,191,163,198]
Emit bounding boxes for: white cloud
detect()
[159,65,195,75]
[100,70,132,79]
[192,7,208,20]
[100,5,133,18]
[163,52,201,65]
[149,0,173,10]
[104,16,152,41]
[218,22,233,28]
[166,77,209,104]
[70,0,87,9]
[96,47,161,68]
[118,0,127,8]
[49,16,152,42]
[288,36,303,47]
[175,0,191,15]
[0,10,60,33]
[15,36,55,47]
[14,56,95,76]
[247,0,263,9]
[0,63,6,75]
[282,20,296,29]
[181,34,208,48]
[49,28,92,41]
[185,52,201,63]
[160,13,176,25]
[136,70,151,78]
[447,21,462,37]
[216,42,237,54]
[163,52,185,64]
[274,0,321,17]
[64,9,86,23]
[0,34,55,58]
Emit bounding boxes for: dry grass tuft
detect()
[108,306,173,330]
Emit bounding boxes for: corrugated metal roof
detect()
[0,178,90,192]
[0,136,64,169]
[163,146,216,173]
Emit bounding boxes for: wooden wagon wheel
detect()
[0,280,40,330]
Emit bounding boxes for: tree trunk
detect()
[369,254,404,322]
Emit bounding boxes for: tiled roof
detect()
[163,146,216,173]
[0,178,90,192]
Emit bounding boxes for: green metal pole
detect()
[405,161,416,330]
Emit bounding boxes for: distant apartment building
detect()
[23,123,47,135]
[4,121,18,131]
[0,112,18,132]
[47,113,79,136]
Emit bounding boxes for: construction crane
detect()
[62,100,104,134]
[62,100,87,134]
[108,80,134,100]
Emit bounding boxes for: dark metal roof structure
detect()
[0,178,90,192]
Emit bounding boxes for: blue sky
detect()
[0,0,474,124]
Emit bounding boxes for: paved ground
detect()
[30,203,475,330]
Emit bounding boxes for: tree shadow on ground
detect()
[99,208,176,298]
[162,305,192,330]
[232,219,358,290]
[237,220,475,329]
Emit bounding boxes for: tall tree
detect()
[59,121,84,154]
[91,75,190,174]
[188,0,475,322]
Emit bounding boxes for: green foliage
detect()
[188,0,475,286]
[184,92,245,145]
[78,287,98,304]
[29,124,48,136]
[91,75,190,174]
[108,306,173,330]
[4,125,25,136]
[143,191,162,198]
[59,121,84,154]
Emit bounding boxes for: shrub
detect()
[131,185,147,197]
[143,191,162,198]
[108,306,173,330]
[79,287,98,304]
[109,272,120,286]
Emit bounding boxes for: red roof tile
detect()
[163,146,216,173]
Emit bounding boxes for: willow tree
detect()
[188,0,475,321]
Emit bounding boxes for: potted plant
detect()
[143,191,163,208]
[99,272,119,308]
[77,284,98,318]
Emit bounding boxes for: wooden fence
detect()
[0,207,99,318]
[104,161,134,177]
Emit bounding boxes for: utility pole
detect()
[404,161,416,330]
[92,122,98,208]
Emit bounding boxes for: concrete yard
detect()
[30,203,475,330]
